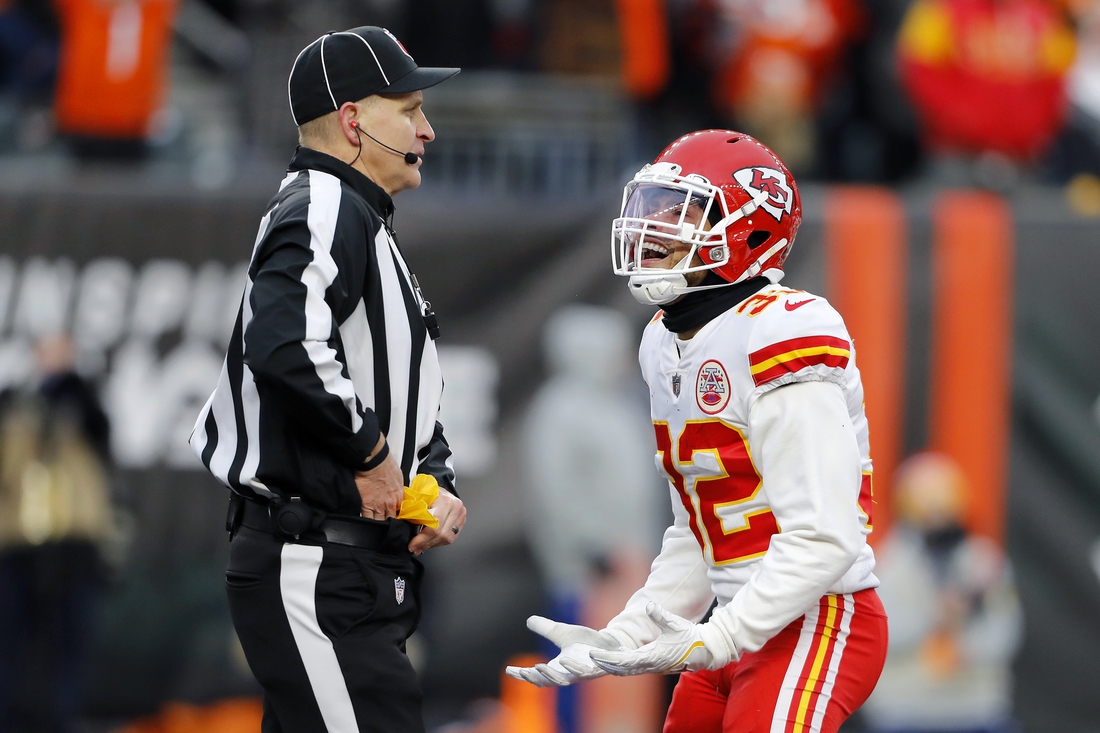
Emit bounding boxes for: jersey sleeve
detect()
[704,380,865,657]
[417,421,456,495]
[244,200,381,469]
[744,292,853,414]
[603,485,715,649]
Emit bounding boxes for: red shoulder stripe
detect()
[749,335,850,366]
[749,335,851,388]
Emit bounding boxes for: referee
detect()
[190,27,465,732]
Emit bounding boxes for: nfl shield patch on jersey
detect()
[395,577,406,604]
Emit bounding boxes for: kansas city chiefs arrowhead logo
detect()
[733,167,794,223]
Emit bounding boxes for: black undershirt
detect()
[660,273,770,335]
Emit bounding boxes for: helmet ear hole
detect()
[747,230,771,249]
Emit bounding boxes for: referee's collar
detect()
[289,146,395,221]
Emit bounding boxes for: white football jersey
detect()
[638,282,877,609]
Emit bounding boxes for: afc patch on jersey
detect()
[696,359,730,414]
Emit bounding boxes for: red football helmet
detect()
[611,130,802,305]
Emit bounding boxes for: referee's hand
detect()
[354,451,404,521]
[408,489,466,556]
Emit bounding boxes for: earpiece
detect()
[347,118,420,166]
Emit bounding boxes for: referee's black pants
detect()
[225,522,425,733]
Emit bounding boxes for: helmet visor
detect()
[622,183,717,229]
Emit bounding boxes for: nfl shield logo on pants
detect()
[394,577,406,605]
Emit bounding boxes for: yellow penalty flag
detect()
[400,474,440,528]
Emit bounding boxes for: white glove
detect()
[589,603,734,676]
[505,616,625,687]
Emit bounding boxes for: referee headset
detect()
[346,117,440,341]
[349,119,419,167]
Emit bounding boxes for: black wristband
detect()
[360,441,390,471]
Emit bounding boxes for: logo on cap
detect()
[381,28,413,59]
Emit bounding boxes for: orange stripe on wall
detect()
[929,192,1013,544]
[825,187,908,543]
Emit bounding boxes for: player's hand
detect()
[407,489,466,555]
[354,447,403,520]
[589,603,733,676]
[505,616,625,687]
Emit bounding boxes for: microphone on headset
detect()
[351,121,420,165]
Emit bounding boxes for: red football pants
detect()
[664,589,887,733]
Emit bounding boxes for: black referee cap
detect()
[288,27,460,125]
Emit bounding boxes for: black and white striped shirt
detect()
[190,147,454,515]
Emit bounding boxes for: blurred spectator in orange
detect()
[863,452,1021,733]
[710,0,866,171]
[897,0,1076,161]
[53,0,178,159]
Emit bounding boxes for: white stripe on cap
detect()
[319,34,338,111]
[342,31,389,86]
[287,35,325,126]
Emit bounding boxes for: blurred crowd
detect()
[1,0,1100,194]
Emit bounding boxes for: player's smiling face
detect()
[636,193,710,286]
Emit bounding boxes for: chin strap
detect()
[628,272,688,305]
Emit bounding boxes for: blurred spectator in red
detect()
[897,0,1076,161]
[53,0,178,159]
[710,0,866,172]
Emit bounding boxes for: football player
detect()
[508,130,888,732]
